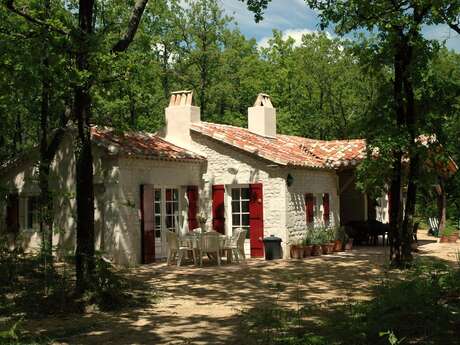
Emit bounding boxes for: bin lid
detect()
[263,235,282,242]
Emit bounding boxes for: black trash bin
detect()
[263,235,282,260]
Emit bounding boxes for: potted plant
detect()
[302,231,313,257]
[290,239,304,259]
[441,226,458,243]
[333,226,345,252]
[311,229,322,256]
[320,229,332,255]
[449,230,459,243]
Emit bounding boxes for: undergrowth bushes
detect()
[0,238,155,344]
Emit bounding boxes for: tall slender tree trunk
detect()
[75,0,95,294]
[400,44,418,262]
[389,29,406,266]
[437,177,447,233]
[38,0,53,264]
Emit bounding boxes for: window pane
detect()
[155,229,161,238]
[231,188,240,200]
[166,216,174,228]
[242,214,250,226]
[154,189,161,201]
[165,189,172,201]
[245,228,250,239]
[232,214,240,225]
[232,201,240,213]
[154,203,161,214]
[166,203,172,214]
[241,200,249,212]
[241,188,250,200]
[172,189,178,201]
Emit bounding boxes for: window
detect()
[306,193,330,227]
[154,189,162,238]
[231,187,250,238]
[165,188,179,231]
[305,193,315,225]
[27,196,39,230]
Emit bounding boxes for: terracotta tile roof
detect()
[91,126,205,162]
[191,122,366,169]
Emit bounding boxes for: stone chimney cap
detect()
[253,93,273,108]
[169,90,193,107]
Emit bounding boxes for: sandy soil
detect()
[25,231,459,345]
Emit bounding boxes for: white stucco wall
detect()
[0,135,78,253]
[376,193,389,223]
[186,132,343,258]
[189,132,288,253]
[116,158,203,265]
[285,168,340,243]
[0,135,117,260]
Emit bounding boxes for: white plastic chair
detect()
[224,228,247,263]
[428,217,439,236]
[199,231,221,266]
[174,213,189,236]
[165,230,196,267]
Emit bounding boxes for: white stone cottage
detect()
[0,91,386,266]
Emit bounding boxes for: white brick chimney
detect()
[248,93,276,138]
[164,90,200,148]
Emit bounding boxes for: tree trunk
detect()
[38,0,53,264]
[389,29,406,266]
[401,154,419,260]
[75,0,96,294]
[437,177,447,233]
[399,41,418,263]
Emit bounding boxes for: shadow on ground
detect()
[24,231,460,345]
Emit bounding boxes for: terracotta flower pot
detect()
[321,244,331,255]
[333,240,342,252]
[440,235,450,243]
[303,245,313,257]
[344,239,353,251]
[291,245,303,259]
[328,243,335,253]
[311,244,322,256]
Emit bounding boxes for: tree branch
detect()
[111,0,149,53]
[5,0,68,36]
[447,21,460,35]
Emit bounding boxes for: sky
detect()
[218,0,460,51]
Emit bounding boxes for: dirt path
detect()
[26,232,459,345]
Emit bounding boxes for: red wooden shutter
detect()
[6,193,19,233]
[323,193,330,225]
[305,193,314,224]
[212,185,225,234]
[249,183,264,257]
[140,184,155,264]
[187,186,199,231]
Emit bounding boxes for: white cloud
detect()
[257,28,333,48]
[423,24,460,51]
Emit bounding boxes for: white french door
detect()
[230,187,251,257]
[153,187,179,259]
